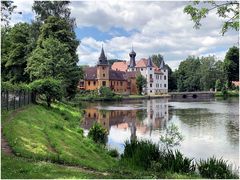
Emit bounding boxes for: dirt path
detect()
[1,107,110,177]
[1,108,24,155]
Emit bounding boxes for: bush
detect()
[198,157,238,179]
[108,149,119,158]
[156,149,195,173]
[29,78,63,107]
[99,86,115,98]
[122,139,160,169]
[88,123,108,145]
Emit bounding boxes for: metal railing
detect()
[1,90,32,110]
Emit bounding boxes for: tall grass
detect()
[198,157,239,179]
[121,139,159,169]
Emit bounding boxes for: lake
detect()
[81,97,239,168]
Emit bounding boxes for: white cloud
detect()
[9,1,239,70]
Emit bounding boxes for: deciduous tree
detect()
[184,1,239,35]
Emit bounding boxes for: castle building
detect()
[79,46,168,95]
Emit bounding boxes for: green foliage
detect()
[198,157,239,179]
[108,149,119,158]
[224,46,239,82]
[136,74,147,95]
[151,54,163,67]
[1,81,30,91]
[99,86,115,98]
[32,1,75,26]
[27,16,81,98]
[165,64,177,91]
[1,1,17,27]
[88,123,108,145]
[29,78,63,107]
[122,139,160,169]
[1,23,32,83]
[152,149,195,174]
[175,56,226,92]
[184,1,239,35]
[160,124,183,149]
[215,79,222,91]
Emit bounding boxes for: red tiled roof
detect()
[111,61,129,72]
[112,58,158,71]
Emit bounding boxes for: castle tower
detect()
[146,57,154,94]
[128,46,136,71]
[97,46,110,89]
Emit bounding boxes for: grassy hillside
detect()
[1,153,109,179]
[2,103,116,171]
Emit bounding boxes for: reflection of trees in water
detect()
[172,108,216,127]
[225,118,239,146]
[136,109,147,122]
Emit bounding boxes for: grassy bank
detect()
[215,90,239,97]
[2,103,116,171]
[2,103,212,179]
[1,153,108,179]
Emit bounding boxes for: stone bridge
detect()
[169,91,215,99]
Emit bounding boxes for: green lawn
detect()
[1,153,108,179]
[2,103,116,171]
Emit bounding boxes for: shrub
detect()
[88,123,108,145]
[29,78,63,107]
[198,157,239,179]
[122,139,160,169]
[157,149,195,173]
[99,86,115,98]
[108,149,119,158]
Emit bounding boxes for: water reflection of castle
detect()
[82,99,169,139]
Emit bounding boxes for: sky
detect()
[10,0,239,70]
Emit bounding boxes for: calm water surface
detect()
[81,98,239,167]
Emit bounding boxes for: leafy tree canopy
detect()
[1,23,32,83]
[151,54,164,67]
[30,78,63,107]
[184,1,239,35]
[1,1,18,27]
[32,1,75,27]
[224,46,239,82]
[136,74,147,95]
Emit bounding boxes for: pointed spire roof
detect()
[159,59,165,69]
[129,45,136,68]
[147,56,153,67]
[98,45,108,65]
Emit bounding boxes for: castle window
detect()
[102,67,105,70]
[150,84,152,87]
[102,81,106,86]
[103,73,105,77]
[88,81,90,86]
[150,68,152,70]
[150,74,152,78]
[150,90,152,93]
[164,75,166,80]
[164,70,165,72]
[164,84,166,88]
[141,68,143,71]
[160,76,162,80]
[120,82,123,86]
[93,81,96,86]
